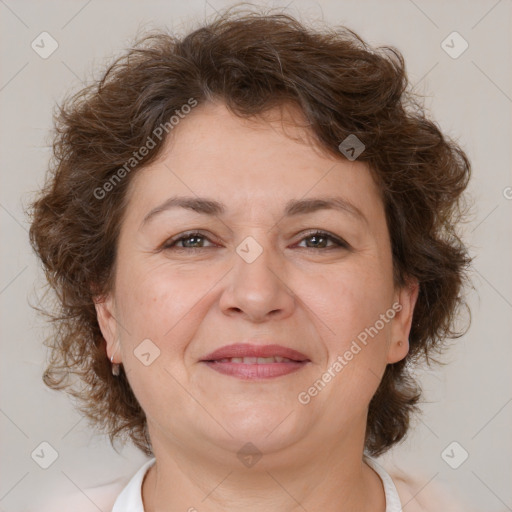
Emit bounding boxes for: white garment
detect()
[111,455,402,511]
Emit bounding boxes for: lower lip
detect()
[203,361,308,379]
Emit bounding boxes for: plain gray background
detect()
[1,0,511,510]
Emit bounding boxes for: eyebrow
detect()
[139,195,368,229]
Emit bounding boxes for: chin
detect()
[210,405,305,451]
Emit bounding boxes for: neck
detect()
[142,429,386,512]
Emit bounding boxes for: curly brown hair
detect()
[27,6,471,457]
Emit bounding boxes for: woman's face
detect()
[96,101,417,462]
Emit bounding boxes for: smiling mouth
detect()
[211,356,298,364]
[200,343,311,379]
[202,356,310,379]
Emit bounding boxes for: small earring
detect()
[110,349,120,377]
[397,340,403,347]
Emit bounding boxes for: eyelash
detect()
[162,230,350,252]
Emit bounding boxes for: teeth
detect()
[216,356,295,364]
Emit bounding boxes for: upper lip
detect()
[201,343,310,362]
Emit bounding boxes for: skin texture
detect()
[95,101,418,511]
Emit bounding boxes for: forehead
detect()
[123,101,382,224]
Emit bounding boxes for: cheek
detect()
[316,264,393,340]
[312,266,394,405]
[309,270,393,412]
[114,259,207,352]
[113,264,207,416]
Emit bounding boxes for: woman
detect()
[29,6,473,511]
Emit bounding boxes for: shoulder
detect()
[39,479,127,512]
[388,467,473,512]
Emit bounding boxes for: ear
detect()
[387,278,419,364]
[93,293,121,363]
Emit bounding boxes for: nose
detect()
[218,237,296,323]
